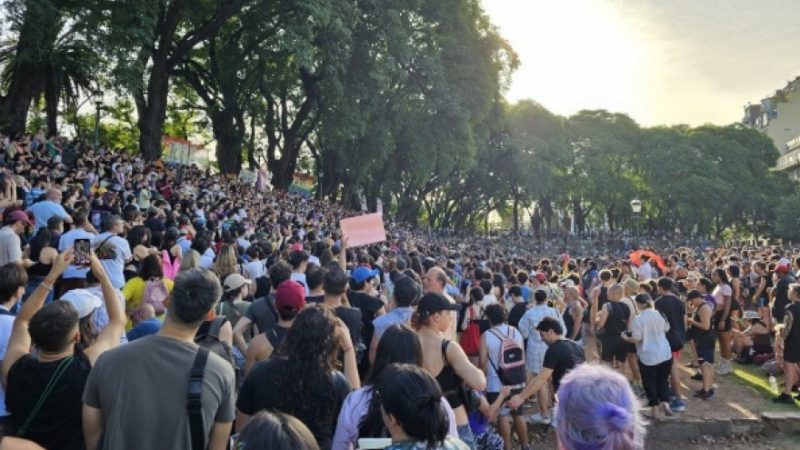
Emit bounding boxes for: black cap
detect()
[417,293,459,320]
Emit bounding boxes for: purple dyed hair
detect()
[554,363,646,450]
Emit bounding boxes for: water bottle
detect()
[769,375,778,394]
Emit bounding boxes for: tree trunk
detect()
[212,108,244,174]
[44,80,59,137]
[137,50,172,160]
[512,195,519,234]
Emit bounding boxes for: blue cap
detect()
[351,266,380,284]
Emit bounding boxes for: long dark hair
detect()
[359,324,422,439]
[377,364,449,449]
[713,268,730,286]
[274,306,339,425]
[29,228,53,261]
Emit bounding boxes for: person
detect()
[732,310,771,364]
[125,303,161,341]
[636,255,653,282]
[506,317,586,410]
[377,364,470,450]
[0,210,34,267]
[596,284,630,370]
[710,268,734,376]
[348,266,386,375]
[237,306,359,450]
[517,289,565,425]
[319,268,363,364]
[561,286,584,343]
[478,304,528,450]
[288,248,310,294]
[506,285,527,329]
[82,268,235,450]
[236,411,320,450]
[423,266,458,340]
[621,278,644,396]
[3,249,124,450]
[93,215,132,290]
[415,292,486,450]
[332,324,459,450]
[306,264,326,304]
[772,264,796,324]
[122,253,174,325]
[244,280,306,375]
[686,290,715,399]
[653,277,686,412]
[0,263,27,431]
[27,188,72,232]
[774,283,800,404]
[20,227,57,308]
[621,294,673,419]
[554,364,646,450]
[369,275,420,364]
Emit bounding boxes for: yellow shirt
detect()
[123,277,174,329]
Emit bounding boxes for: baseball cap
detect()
[223,273,252,292]
[6,210,33,226]
[416,293,460,320]
[59,289,102,319]
[535,272,547,283]
[775,264,790,274]
[351,266,380,284]
[275,280,306,311]
[290,242,304,252]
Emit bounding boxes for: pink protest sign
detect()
[341,213,386,247]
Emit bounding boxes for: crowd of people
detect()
[0,131,796,450]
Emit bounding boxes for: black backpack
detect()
[194,317,235,369]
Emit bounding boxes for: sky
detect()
[481,0,800,127]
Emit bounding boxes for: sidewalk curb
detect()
[644,411,800,441]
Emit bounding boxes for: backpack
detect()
[488,327,526,386]
[162,249,181,280]
[94,235,117,260]
[195,316,235,369]
[459,306,484,356]
[141,277,169,315]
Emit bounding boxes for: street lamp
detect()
[630,198,642,239]
[92,90,103,148]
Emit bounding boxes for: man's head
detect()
[29,301,80,353]
[485,304,507,326]
[393,275,421,308]
[599,270,612,283]
[73,209,89,228]
[608,284,624,301]
[287,250,309,271]
[536,316,563,344]
[102,214,124,235]
[168,269,223,326]
[656,277,673,294]
[269,261,292,290]
[46,188,62,202]
[534,289,548,304]
[4,210,33,234]
[323,267,349,296]
[775,264,791,279]
[422,267,448,294]
[305,264,324,292]
[275,280,306,321]
[479,279,493,296]
[0,263,28,307]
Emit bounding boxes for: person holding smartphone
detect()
[56,210,96,296]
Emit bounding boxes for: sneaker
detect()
[716,360,732,375]
[633,385,646,398]
[669,399,687,412]
[693,389,714,400]
[691,372,703,381]
[692,389,706,398]
[662,402,674,417]
[773,393,795,404]
[528,413,551,425]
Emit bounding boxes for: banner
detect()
[162,136,209,168]
[288,172,315,198]
[341,213,387,247]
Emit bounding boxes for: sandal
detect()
[685,361,700,368]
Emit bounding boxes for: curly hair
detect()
[274,305,339,423]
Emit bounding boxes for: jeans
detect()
[638,358,672,407]
[457,423,477,450]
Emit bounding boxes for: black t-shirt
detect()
[306,294,325,305]
[346,291,383,346]
[775,275,796,321]
[335,306,363,350]
[655,294,686,342]
[237,358,351,450]
[265,324,291,348]
[6,351,92,450]
[543,339,585,391]
[508,303,527,329]
[245,296,278,334]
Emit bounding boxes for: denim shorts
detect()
[457,423,477,450]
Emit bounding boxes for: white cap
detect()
[59,289,102,319]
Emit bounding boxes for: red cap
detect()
[275,280,306,311]
[6,210,33,226]
[535,272,547,283]
[290,242,304,252]
[775,264,790,274]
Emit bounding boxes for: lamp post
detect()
[630,198,642,240]
[92,90,103,148]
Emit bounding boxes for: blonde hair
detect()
[623,278,639,295]
[213,245,239,279]
[180,249,201,272]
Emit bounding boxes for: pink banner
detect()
[341,213,386,247]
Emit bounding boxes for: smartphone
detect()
[74,239,91,266]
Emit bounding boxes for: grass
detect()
[730,361,800,411]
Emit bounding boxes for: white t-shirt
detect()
[94,232,132,289]
[0,308,14,416]
[631,309,672,366]
[59,228,97,279]
[638,262,653,281]
[484,324,525,392]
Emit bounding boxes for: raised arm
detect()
[339,236,349,271]
[85,250,125,365]
[3,250,72,387]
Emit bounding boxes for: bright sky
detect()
[482,0,800,127]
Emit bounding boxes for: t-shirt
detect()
[126,318,162,341]
[83,335,236,450]
[0,226,22,266]
[654,294,686,343]
[244,296,278,334]
[543,339,585,392]
[94,232,132,289]
[306,294,325,304]
[291,272,310,295]
[237,358,351,450]
[508,303,527,329]
[347,291,384,350]
[372,306,413,343]
[0,308,15,416]
[775,275,796,322]
[28,200,69,231]
[335,306,363,352]
[712,284,732,311]
[6,351,93,450]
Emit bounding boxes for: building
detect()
[743,76,800,180]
